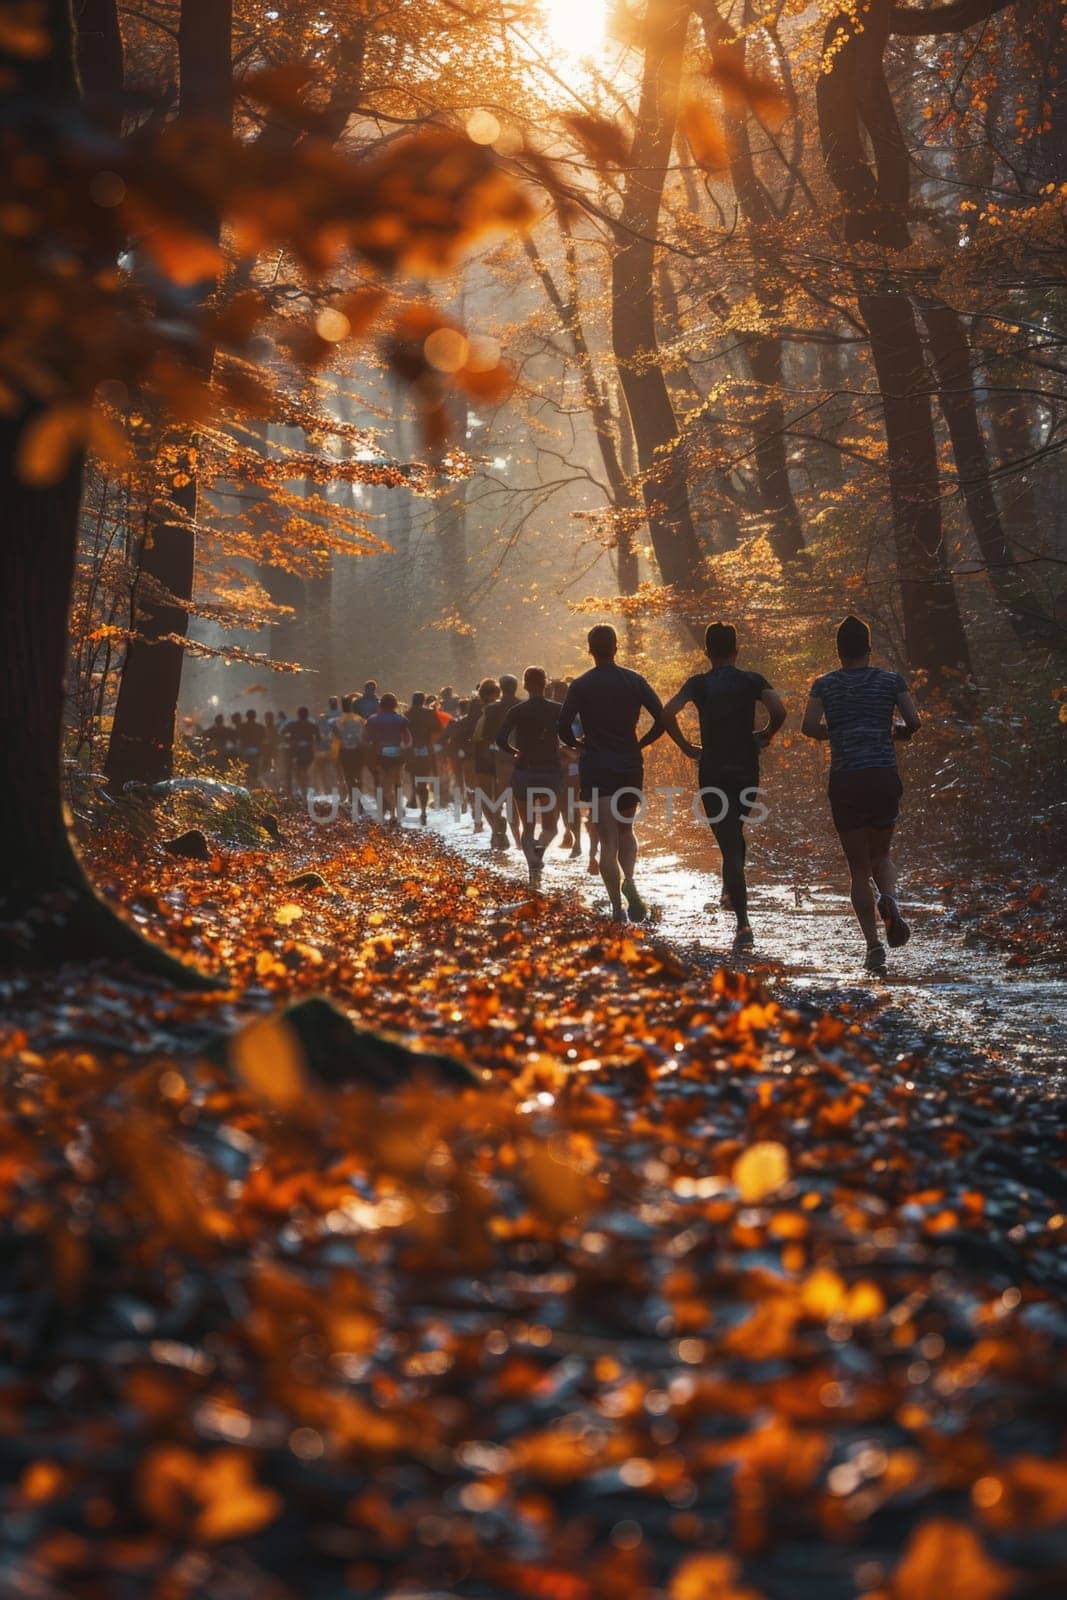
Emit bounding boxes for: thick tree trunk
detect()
[611,0,705,594]
[698,4,807,567]
[921,301,1061,648]
[0,3,209,978]
[105,0,232,789]
[0,420,202,977]
[816,0,972,684]
[859,289,972,680]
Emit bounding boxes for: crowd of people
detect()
[193,615,921,972]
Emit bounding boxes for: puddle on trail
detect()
[418,805,1066,1075]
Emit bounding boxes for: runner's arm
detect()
[639,689,700,758]
[557,687,582,750]
[494,702,520,758]
[894,690,922,741]
[801,693,830,741]
[757,688,787,748]
[633,676,671,749]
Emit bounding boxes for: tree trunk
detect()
[73,0,124,135]
[104,0,232,790]
[525,230,640,594]
[698,4,807,566]
[745,331,807,565]
[0,5,208,980]
[921,301,1061,648]
[611,0,705,593]
[988,391,1041,555]
[859,289,972,680]
[435,389,478,679]
[816,0,972,683]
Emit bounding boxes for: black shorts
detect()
[579,764,644,816]
[698,769,759,826]
[828,768,903,833]
[513,770,561,823]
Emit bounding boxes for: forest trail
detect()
[426,806,1067,1075]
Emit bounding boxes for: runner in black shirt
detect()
[558,625,663,924]
[203,714,235,774]
[496,666,563,888]
[283,706,320,798]
[649,621,786,954]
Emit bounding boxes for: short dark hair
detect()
[705,621,737,660]
[588,624,617,659]
[341,695,352,713]
[411,691,425,708]
[524,665,547,693]
[380,692,398,711]
[837,614,872,660]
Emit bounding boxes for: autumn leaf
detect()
[706,50,790,132]
[16,404,88,486]
[143,225,226,288]
[229,1013,309,1114]
[670,1552,764,1600]
[239,63,316,117]
[680,100,731,171]
[891,1518,1014,1600]
[560,112,631,169]
[732,1141,789,1202]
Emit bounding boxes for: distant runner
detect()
[283,706,320,799]
[470,678,501,841]
[558,625,663,924]
[407,691,443,826]
[479,673,520,852]
[802,615,921,973]
[363,693,412,826]
[551,676,594,867]
[495,666,563,889]
[648,622,786,954]
[353,680,380,719]
[335,696,366,808]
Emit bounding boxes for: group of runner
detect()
[490,616,917,973]
[198,614,921,972]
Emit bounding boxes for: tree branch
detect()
[890,0,1015,37]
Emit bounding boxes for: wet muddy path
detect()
[425,805,1066,1076]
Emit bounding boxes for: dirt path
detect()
[425,805,1067,1075]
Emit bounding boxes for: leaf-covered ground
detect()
[1,807,1065,1599]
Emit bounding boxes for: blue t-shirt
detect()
[811,666,907,772]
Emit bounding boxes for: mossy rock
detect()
[162,829,211,861]
[223,996,484,1092]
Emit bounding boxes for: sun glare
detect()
[543,0,606,60]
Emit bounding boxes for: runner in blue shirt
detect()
[802,615,921,973]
